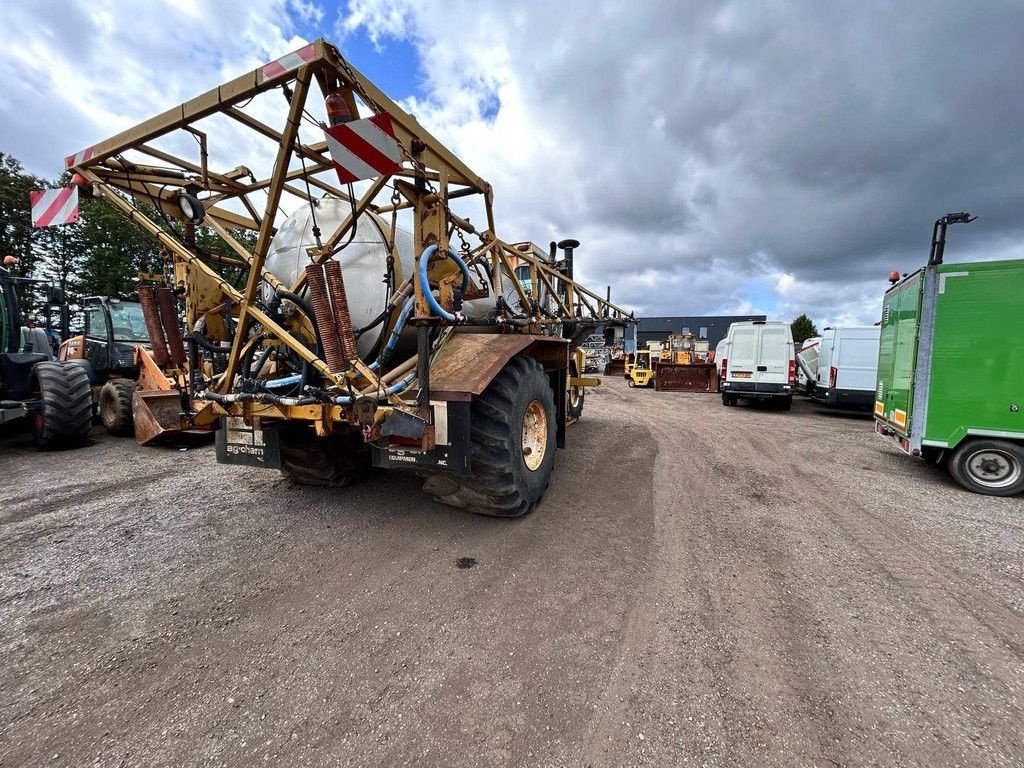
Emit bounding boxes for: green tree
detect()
[0,153,49,309]
[791,313,819,344]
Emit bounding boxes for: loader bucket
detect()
[132,388,185,445]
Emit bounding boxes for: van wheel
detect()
[778,396,793,411]
[425,355,556,517]
[948,439,1024,496]
[721,392,735,407]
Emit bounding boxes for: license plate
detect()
[733,371,752,379]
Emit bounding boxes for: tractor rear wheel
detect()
[30,362,92,450]
[99,378,137,436]
[425,355,556,517]
[278,424,372,487]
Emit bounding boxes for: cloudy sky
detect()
[3,0,1022,326]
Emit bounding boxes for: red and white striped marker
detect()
[261,43,316,79]
[30,187,79,228]
[324,114,403,184]
[65,146,94,169]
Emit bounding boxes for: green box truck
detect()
[874,213,1024,496]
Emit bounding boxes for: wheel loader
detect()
[58,293,202,442]
[61,38,634,516]
[0,265,92,449]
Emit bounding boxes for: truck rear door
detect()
[876,273,921,434]
[756,324,790,385]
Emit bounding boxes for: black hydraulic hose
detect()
[354,307,389,339]
[276,289,324,387]
[192,327,231,355]
[240,332,270,379]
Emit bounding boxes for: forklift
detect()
[627,349,655,388]
[0,263,93,449]
[58,296,151,435]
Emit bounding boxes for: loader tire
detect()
[278,424,372,487]
[567,359,585,421]
[425,355,556,517]
[99,378,137,436]
[30,361,93,450]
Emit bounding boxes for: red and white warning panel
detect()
[324,113,403,184]
[30,187,79,228]
[65,146,94,169]
[261,43,316,79]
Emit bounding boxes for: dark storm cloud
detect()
[367,0,1024,319]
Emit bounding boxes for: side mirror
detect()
[47,285,65,305]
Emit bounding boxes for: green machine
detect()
[875,213,1023,496]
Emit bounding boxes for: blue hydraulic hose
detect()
[369,297,414,372]
[262,373,304,389]
[333,371,416,405]
[417,244,472,322]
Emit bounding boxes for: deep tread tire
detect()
[278,424,372,487]
[567,360,585,421]
[30,361,93,450]
[947,439,1024,497]
[426,355,557,517]
[99,378,137,436]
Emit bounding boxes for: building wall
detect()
[636,315,768,349]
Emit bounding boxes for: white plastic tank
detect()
[263,197,496,358]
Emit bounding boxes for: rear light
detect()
[788,359,795,385]
[829,366,837,390]
[720,358,727,381]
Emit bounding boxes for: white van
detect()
[713,338,729,375]
[720,321,796,409]
[813,326,880,411]
[795,335,822,395]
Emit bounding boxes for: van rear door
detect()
[834,328,880,392]
[727,326,757,381]
[756,324,790,385]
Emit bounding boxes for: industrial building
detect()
[636,315,768,349]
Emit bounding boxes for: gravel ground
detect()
[0,377,1021,767]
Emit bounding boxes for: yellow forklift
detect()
[627,349,654,387]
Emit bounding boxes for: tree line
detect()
[1,152,253,320]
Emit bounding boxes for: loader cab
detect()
[72,297,149,378]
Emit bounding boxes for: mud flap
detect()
[371,400,471,475]
[215,416,281,468]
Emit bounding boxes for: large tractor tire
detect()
[30,361,93,450]
[99,378,137,436]
[425,355,557,517]
[278,424,372,487]
[947,439,1024,497]
[567,359,585,421]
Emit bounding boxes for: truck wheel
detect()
[278,424,372,487]
[567,360,585,420]
[427,355,556,517]
[30,362,93,450]
[948,439,1024,497]
[99,378,137,436]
